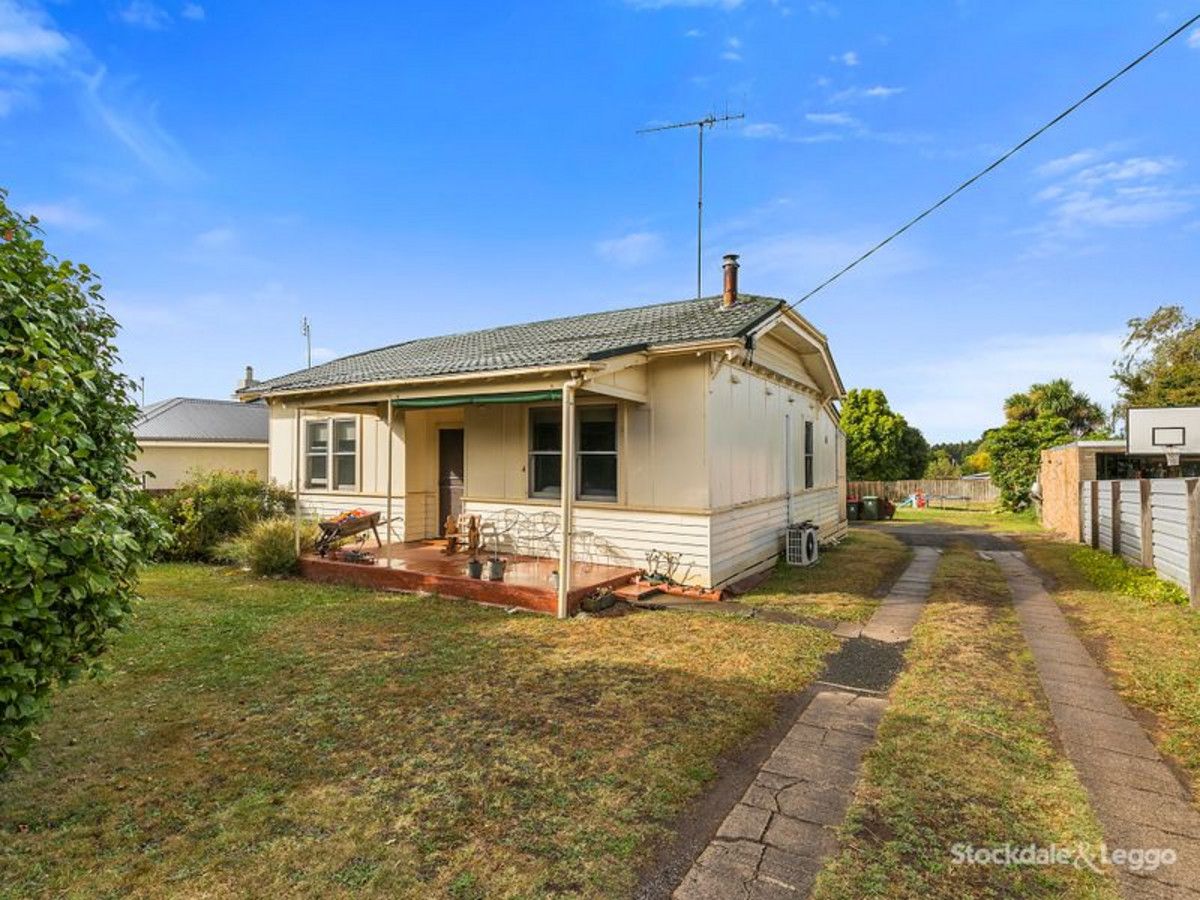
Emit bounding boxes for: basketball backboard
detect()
[1126,406,1200,456]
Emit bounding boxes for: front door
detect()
[438,429,465,535]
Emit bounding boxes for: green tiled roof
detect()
[246,294,782,395]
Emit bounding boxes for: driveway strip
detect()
[672,546,940,899]
[992,550,1200,900]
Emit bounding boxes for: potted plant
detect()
[467,556,484,579]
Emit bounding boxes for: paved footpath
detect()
[993,551,1200,900]
[673,546,941,899]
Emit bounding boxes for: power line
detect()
[789,11,1200,310]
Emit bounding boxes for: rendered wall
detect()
[135,444,268,490]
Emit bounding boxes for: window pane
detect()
[805,457,814,489]
[531,409,561,452]
[334,420,356,453]
[579,407,616,452]
[307,453,328,486]
[531,453,562,497]
[804,421,814,454]
[334,453,356,490]
[306,421,328,453]
[579,455,617,500]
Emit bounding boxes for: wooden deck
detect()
[298,540,640,615]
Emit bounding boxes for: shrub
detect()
[1069,545,1189,606]
[157,470,292,561]
[1,193,165,772]
[219,517,318,576]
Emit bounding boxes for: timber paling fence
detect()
[1080,478,1200,605]
[848,478,999,507]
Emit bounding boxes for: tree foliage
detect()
[842,388,929,480]
[1113,305,1200,411]
[986,417,1072,510]
[924,449,961,479]
[1002,378,1107,437]
[0,192,163,772]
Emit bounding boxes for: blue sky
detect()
[2,1,1198,442]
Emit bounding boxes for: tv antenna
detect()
[301,316,312,368]
[638,110,744,300]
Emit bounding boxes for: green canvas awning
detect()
[391,390,562,409]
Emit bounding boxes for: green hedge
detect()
[156,470,292,561]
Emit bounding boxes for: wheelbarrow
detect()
[315,509,383,557]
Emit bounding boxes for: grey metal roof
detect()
[136,398,268,443]
[244,294,783,396]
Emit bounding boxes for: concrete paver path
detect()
[673,547,940,899]
[993,550,1200,899]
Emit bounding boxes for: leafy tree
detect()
[929,439,981,465]
[962,449,991,475]
[1113,305,1200,411]
[0,193,163,772]
[986,417,1072,510]
[1003,378,1106,437]
[924,449,961,479]
[842,388,929,480]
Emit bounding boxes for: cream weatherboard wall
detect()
[707,359,844,585]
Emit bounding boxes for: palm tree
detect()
[1003,379,1106,437]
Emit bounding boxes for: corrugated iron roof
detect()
[136,398,268,443]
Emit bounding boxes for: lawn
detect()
[740,530,912,622]
[888,506,1043,533]
[1021,539,1200,799]
[812,546,1118,899]
[0,564,837,899]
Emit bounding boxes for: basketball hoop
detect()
[1164,446,1182,468]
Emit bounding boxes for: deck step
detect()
[613,581,663,601]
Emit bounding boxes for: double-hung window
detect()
[528,405,618,501]
[305,418,358,490]
[803,420,815,490]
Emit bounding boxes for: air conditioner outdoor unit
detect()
[786,521,820,567]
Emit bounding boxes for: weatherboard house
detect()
[239,256,847,615]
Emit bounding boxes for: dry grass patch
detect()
[741,530,912,622]
[1022,538,1200,796]
[0,564,835,899]
[812,547,1117,899]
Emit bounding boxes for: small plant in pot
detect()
[467,556,484,579]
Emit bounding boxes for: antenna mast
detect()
[637,110,744,300]
[301,316,312,369]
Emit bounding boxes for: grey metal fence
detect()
[1080,478,1200,605]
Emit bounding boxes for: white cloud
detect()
[807,1,838,16]
[1030,153,1194,245]
[1034,149,1101,178]
[720,50,742,61]
[194,226,236,249]
[805,111,857,126]
[118,1,171,30]
[743,122,785,139]
[832,50,858,66]
[726,35,742,48]
[81,66,198,183]
[625,0,744,8]
[181,3,205,21]
[740,121,842,143]
[1188,27,1200,48]
[684,27,703,37]
[830,84,904,102]
[886,331,1122,441]
[25,200,100,231]
[595,231,664,266]
[0,0,68,63]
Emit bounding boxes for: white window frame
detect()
[803,419,815,490]
[527,404,619,502]
[305,416,358,491]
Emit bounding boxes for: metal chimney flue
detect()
[722,253,739,308]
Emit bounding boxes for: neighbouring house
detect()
[135,374,269,490]
[238,256,847,614]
